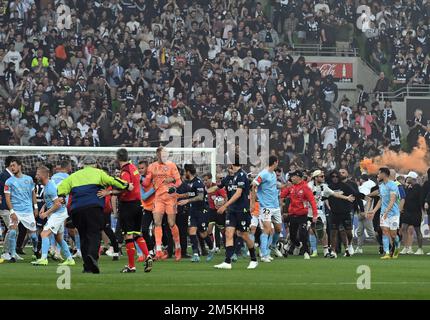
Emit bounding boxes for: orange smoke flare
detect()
[360,137,429,175]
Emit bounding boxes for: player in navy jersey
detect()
[211,159,258,270]
[177,164,214,262]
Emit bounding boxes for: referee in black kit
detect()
[57,156,132,273]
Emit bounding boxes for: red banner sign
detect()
[306,62,353,83]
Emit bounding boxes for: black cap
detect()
[290,170,303,178]
[360,174,369,181]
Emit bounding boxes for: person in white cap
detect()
[400,171,424,255]
[307,169,355,257]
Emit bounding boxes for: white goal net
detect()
[0,146,217,178]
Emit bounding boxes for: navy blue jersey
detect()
[188,176,206,211]
[219,174,235,200]
[0,169,12,210]
[224,169,250,212]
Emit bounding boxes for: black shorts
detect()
[188,209,209,232]
[225,209,251,232]
[208,208,225,227]
[331,212,352,230]
[65,216,75,229]
[401,212,422,227]
[36,216,47,228]
[119,200,143,235]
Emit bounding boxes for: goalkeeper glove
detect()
[168,187,177,194]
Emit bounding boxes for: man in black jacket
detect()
[400,172,424,255]
[327,170,358,258]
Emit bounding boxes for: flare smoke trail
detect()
[360,137,429,175]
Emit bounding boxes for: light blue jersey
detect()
[44,180,66,215]
[254,169,279,208]
[379,181,400,218]
[52,172,69,203]
[4,175,35,213]
[51,172,69,186]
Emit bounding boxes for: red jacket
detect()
[280,181,318,218]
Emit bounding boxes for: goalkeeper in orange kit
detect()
[141,147,182,261]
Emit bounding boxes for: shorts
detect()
[11,211,37,232]
[225,209,251,233]
[188,209,209,232]
[65,216,75,229]
[153,193,177,215]
[331,212,352,230]
[401,212,422,227]
[36,216,47,228]
[250,215,259,228]
[380,215,400,231]
[0,209,11,227]
[43,211,68,235]
[119,200,143,235]
[259,207,282,225]
[308,216,327,230]
[208,208,225,227]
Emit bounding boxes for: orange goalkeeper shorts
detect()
[153,193,177,215]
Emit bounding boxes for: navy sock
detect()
[190,234,199,255]
[225,246,234,263]
[249,247,257,261]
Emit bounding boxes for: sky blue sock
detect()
[382,235,390,253]
[394,235,400,248]
[8,229,17,256]
[49,233,56,248]
[272,232,280,247]
[135,241,143,256]
[260,233,268,257]
[60,239,72,259]
[268,234,273,251]
[41,237,50,259]
[30,233,38,253]
[309,234,317,252]
[74,233,81,250]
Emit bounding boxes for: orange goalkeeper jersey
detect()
[143,161,181,196]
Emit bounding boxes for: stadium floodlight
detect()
[0,146,217,179]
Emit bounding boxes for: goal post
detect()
[0,146,217,179]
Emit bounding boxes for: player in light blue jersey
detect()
[4,158,38,262]
[251,155,283,262]
[32,166,75,266]
[368,167,401,259]
[50,160,79,260]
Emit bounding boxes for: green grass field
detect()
[1,246,430,300]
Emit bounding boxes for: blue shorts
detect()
[225,209,251,232]
[188,208,209,232]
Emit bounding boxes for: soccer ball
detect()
[214,196,225,208]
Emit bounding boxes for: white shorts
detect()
[380,215,400,231]
[43,211,68,235]
[250,215,259,228]
[11,212,37,232]
[0,209,10,226]
[259,207,282,225]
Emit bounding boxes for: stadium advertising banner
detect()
[306,62,353,83]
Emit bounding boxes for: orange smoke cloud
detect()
[360,137,429,175]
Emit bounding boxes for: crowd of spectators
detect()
[358,0,430,88]
[0,0,429,178]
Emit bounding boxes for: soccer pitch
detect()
[1,246,430,300]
